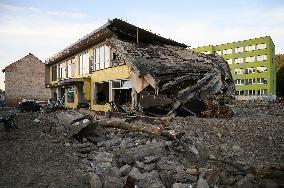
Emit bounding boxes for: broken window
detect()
[67,87,74,103]
[112,80,132,105]
[94,82,109,105]
[52,65,57,81]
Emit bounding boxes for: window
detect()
[51,65,57,81]
[203,51,211,54]
[223,49,232,55]
[246,68,256,74]
[66,59,75,78]
[245,78,256,85]
[245,45,256,51]
[235,47,243,53]
[112,80,132,89]
[245,56,255,63]
[248,90,256,95]
[67,86,74,103]
[59,62,65,79]
[257,78,268,84]
[257,66,268,73]
[235,79,245,85]
[235,58,243,64]
[256,55,267,61]
[235,69,244,74]
[93,45,111,71]
[256,43,266,50]
[79,52,89,75]
[216,51,221,55]
[226,59,232,64]
[258,89,267,95]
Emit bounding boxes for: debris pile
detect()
[107,38,235,117]
[0,102,283,188]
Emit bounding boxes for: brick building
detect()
[2,53,50,106]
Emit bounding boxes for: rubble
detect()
[0,102,284,187]
[107,37,235,117]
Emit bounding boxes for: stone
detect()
[173,170,197,183]
[144,163,156,172]
[260,179,279,188]
[148,182,164,188]
[186,168,199,176]
[135,161,145,169]
[92,151,113,163]
[90,174,102,188]
[144,156,160,163]
[172,183,193,188]
[197,177,210,188]
[128,167,161,187]
[159,171,174,188]
[220,176,236,185]
[118,143,165,165]
[235,174,254,188]
[157,158,180,171]
[232,144,243,153]
[103,176,124,188]
[107,167,121,177]
[208,154,216,160]
[120,164,132,176]
[92,162,112,176]
[190,146,199,156]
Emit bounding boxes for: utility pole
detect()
[136,27,139,44]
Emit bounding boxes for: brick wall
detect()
[4,54,51,107]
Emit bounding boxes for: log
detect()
[97,118,176,140]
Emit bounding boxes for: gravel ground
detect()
[0,102,283,188]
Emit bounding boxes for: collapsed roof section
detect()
[107,38,234,114]
[45,18,187,65]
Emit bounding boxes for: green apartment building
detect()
[193,36,276,100]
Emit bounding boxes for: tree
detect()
[276,54,284,96]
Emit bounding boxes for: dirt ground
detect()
[0,102,284,188]
[0,111,89,188]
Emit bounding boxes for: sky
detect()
[0,0,284,90]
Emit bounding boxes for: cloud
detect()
[127,6,284,52]
[0,3,101,90]
[47,11,88,18]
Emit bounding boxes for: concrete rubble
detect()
[0,102,284,187]
[107,37,235,116]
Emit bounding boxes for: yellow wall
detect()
[47,41,130,111]
[83,79,91,101]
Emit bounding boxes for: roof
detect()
[2,53,43,73]
[45,18,188,65]
[107,38,234,103]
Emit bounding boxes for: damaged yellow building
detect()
[45,19,234,115]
